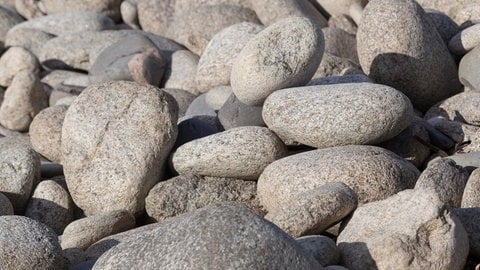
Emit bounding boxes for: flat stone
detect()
[172,126,287,179]
[41,0,122,22]
[262,83,413,148]
[218,93,265,130]
[251,0,327,27]
[449,24,480,55]
[424,91,480,125]
[459,45,480,91]
[231,17,324,106]
[0,192,13,215]
[461,168,480,207]
[61,81,178,216]
[161,50,199,95]
[296,235,340,267]
[257,145,420,212]
[204,86,232,110]
[0,46,39,87]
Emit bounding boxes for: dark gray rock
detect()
[174,115,224,150]
[218,93,265,130]
[251,0,327,27]
[296,235,340,266]
[426,9,459,44]
[451,208,480,258]
[0,192,13,215]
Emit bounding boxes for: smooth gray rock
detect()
[0,192,13,215]
[424,91,480,125]
[184,94,216,117]
[161,50,199,95]
[41,0,122,22]
[296,235,340,266]
[172,126,287,179]
[61,81,178,216]
[120,0,139,29]
[251,0,327,27]
[0,46,39,87]
[218,93,265,130]
[204,86,232,110]
[93,203,322,270]
[461,168,480,207]
[449,23,480,55]
[459,45,480,91]
[451,208,480,258]
[231,17,324,106]
[357,0,461,111]
[5,28,55,57]
[262,83,413,148]
[257,145,420,212]
[163,88,196,119]
[337,189,469,270]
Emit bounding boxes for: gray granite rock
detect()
[265,182,357,237]
[322,27,358,62]
[61,81,178,216]
[328,14,357,35]
[251,0,327,27]
[41,0,122,22]
[257,145,420,212]
[204,85,232,110]
[231,17,324,106]
[454,3,480,28]
[313,52,362,78]
[459,45,480,91]
[263,83,413,148]
[0,215,68,269]
[93,203,321,270]
[162,50,199,95]
[441,152,480,172]
[424,91,480,125]
[163,88,196,119]
[145,174,264,222]
[426,9,459,44]
[0,192,13,215]
[174,0,253,14]
[0,4,23,45]
[195,22,264,93]
[461,168,480,207]
[0,46,39,87]
[307,74,371,86]
[449,24,480,55]
[172,126,287,179]
[427,116,465,143]
[174,115,224,149]
[5,28,55,57]
[184,94,216,117]
[62,247,86,267]
[337,188,469,270]
[137,0,175,37]
[24,179,74,235]
[296,235,340,266]
[451,208,480,258]
[218,93,265,130]
[357,0,461,111]
[61,210,135,250]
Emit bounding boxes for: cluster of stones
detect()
[0,0,480,269]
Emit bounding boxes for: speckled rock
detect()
[162,50,199,95]
[454,3,480,28]
[0,46,39,87]
[449,24,480,55]
[265,182,357,237]
[451,208,480,258]
[165,4,260,56]
[137,0,175,37]
[93,203,321,270]
[61,210,135,250]
[174,0,253,14]
[231,17,324,106]
[218,93,265,130]
[307,74,371,86]
[0,70,47,132]
[424,91,480,125]
[0,5,23,45]
[0,192,13,215]
[204,86,232,110]
[461,168,480,207]
[174,115,224,149]
[163,88,196,119]
[314,0,367,17]
[251,0,327,27]
[328,14,357,35]
[5,28,55,57]
[313,52,362,78]
[172,126,286,179]
[61,81,178,216]
[322,27,358,62]
[257,145,420,212]
[41,0,122,22]
[296,235,340,266]
[195,22,264,92]
[0,215,68,269]
[24,179,74,235]
[145,174,263,222]
[337,188,469,270]
[263,83,413,148]
[426,9,459,44]
[357,0,461,111]
[459,45,480,91]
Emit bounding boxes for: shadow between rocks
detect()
[337,241,378,270]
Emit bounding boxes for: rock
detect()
[0,192,13,215]
[218,93,265,130]
[357,0,461,111]
[174,0,253,14]
[128,48,165,86]
[461,168,480,207]
[314,52,362,78]
[263,83,413,148]
[41,0,122,22]
[14,0,45,19]
[459,45,480,91]
[24,179,74,235]
[337,188,469,270]
[251,0,327,27]
[61,210,135,250]
[93,203,321,269]
[204,86,232,110]
[454,3,480,28]
[195,22,264,93]
[29,105,68,163]
[316,0,367,16]
[120,0,139,29]
[145,174,264,222]
[0,70,48,131]
[5,28,55,57]
[324,266,349,270]
[328,14,357,35]
[0,46,39,87]
[184,94,216,117]
[137,0,175,36]
[0,0,15,10]
[424,91,480,125]
[62,247,86,266]
[162,88,196,119]
[444,152,480,172]
[265,182,357,237]
[40,161,64,179]
[172,126,287,179]
[322,27,358,62]
[174,115,224,149]
[427,116,465,143]
[296,235,340,266]
[0,215,68,269]
[257,145,420,212]
[449,24,480,55]
[71,260,96,270]
[0,4,23,45]
[451,208,480,258]
[61,81,178,216]
[161,50,199,95]
[307,74,372,86]
[165,4,260,56]
[426,9,460,44]
[415,117,456,150]
[231,17,324,106]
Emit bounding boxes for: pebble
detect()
[172,126,287,179]
[231,17,324,106]
[307,74,371,86]
[328,14,357,35]
[14,0,45,19]
[217,93,265,130]
[454,3,480,28]
[314,52,362,78]
[461,168,480,207]
[449,23,480,55]
[184,94,216,117]
[120,0,139,29]
[459,44,480,91]
[136,0,175,37]
[296,235,340,266]
[0,192,13,215]
[426,9,460,44]
[0,46,39,87]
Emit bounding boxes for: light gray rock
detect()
[424,91,480,125]
[120,0,139,29]
[14,0,45,19]
[313,52,362,78]
[145,174,264,222]
[93,203,322,270]
[0,70,48,131]
[61,210,135,250]
[137,0,175,37]
[41,0,122,22]
[0,215,68,269]
[162,50,199,95]
[315,0,367,17]
[454,3,480,28]
[307,74,371,86]
[204,86,232,110]
[5,28,55,57]
[218,93,265,130]
[322,27,358,62]
[231,17,324,106]
[357,0,461,111]
[328,14,357,35]
[174,0,253,14]
[461,168,480,207]
[442,152,480,172]
[451,208,480,258]
[263,83,413,148]
[257,145,420,212]
[184,94,216,117]
[0,192,13,215]
[61,81,178,216]
[0,4,23,45]
[172,126,287,179]
[251,0,327,27]
[195,22,264,93]
[449,24,480,55]
[265,182,357,237]
[163,88,196,119]
[296,235,340,266]
[459,45,480,91]
[0,46,39,87]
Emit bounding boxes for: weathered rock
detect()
[5,28,55,57]
[172,126,287,179]
[0,4,23,45]
[218,93,265,130]
[459,45,480,91]
[204,86,232,110]
[0,215,68,269]
[265,182,357,237]
[357,0,461,111]
[322,27,358,62]
[174,115,224,149]
[93,203,321,269]
[231,17,324,106]
[61,81,178,216]
[0,46,39,87]
[451,208,480,258]
[0,192,13,215]
[137,0,175,37]
[161,50,199,95]
[424,91,480,125]
[145,174,263,222]
[427,116,465,143]
[337,189,469,270]
[263,83,413,148]
[461,168,480,207]
[163,88,196,119]
[61,210,135,250]
[257,145,420,212]
[296,235,340,266]
[251,0,327,27]
[449,24,480,55]
[315,0,367,17]
[41,0,122,21]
